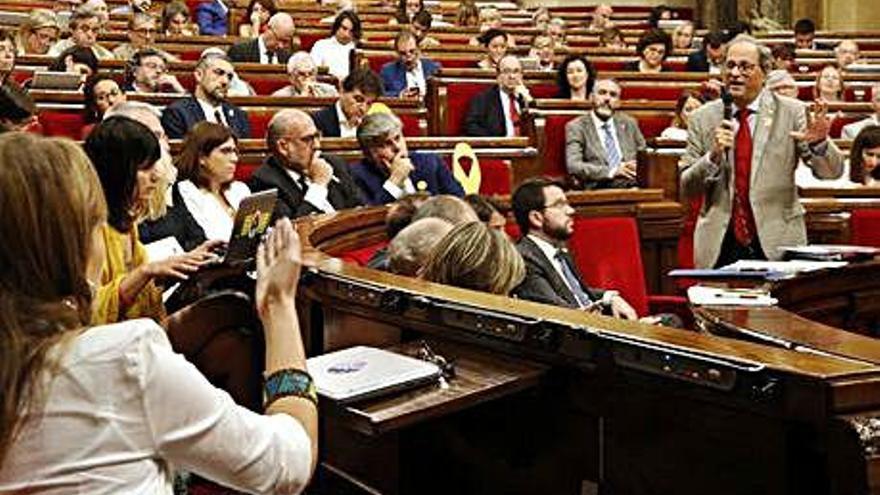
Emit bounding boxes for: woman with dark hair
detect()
[239,0,277,37]
[310,10,361,79]
[476,28,508,70]
[648,5,674,27]
[391,0,422,25]
[162,1,198,35]
[0,30,15,85]
[625,29,672,73]
[0,82,37,133]
[48,45,98,85]
[660,90,703,140]
[0,131,317,495]
[164,121,250,248]
[850,125,880,186]
[83,73,126,125]
[84,117,216,324]
[556,54,596,100]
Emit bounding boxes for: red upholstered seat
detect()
[440,156,511,195]
[530,84,560,99]
[338,240,389,266]
[367,53,395,74]
[543,114,577,179]
[830,115,857,138]
[246,77,289,96]
[568,216,689,322]
[636,115,673,139]
[399,114,423,136]
[591,60,629,71]
[444,81,491,135]
[234,163,259,182]
[38,110,88,139]
[850,209,880,248]
[621,86,687,101]
[298,33,323,52]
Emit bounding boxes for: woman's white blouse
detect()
[177,180,251,241]
[0,319,311,495]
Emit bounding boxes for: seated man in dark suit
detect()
[160,52,250,139]
[350,112,464,205]
[463,54,532,137]
[226,12,294,65]
[685,31,725,73]
[379,29,440,99]
[248,108,364,218]
[565,78,645,189]
[195,0,228,36]
[312,67,382,138]
[511,177,639,320]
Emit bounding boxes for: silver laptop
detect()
[30,71,82,90]
[307,346,442,404]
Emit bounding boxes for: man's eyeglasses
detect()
[542,199,570,210]
[724,60,759,75]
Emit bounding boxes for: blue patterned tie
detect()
[555,250,592,308]
[603,121,621,174]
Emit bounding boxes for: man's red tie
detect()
[509,96,521,136]
[733,109,756,246]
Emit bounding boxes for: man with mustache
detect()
[680,35,843,268]
[564,78,646,189]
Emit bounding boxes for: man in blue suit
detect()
[379,29,441,99]
[161,52,250,139]
[351,112,464,205]
[195,0,228,36]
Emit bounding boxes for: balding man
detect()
[248,109,364,218]
[681,35,843,268]
[464,54,533,137]
[227,12,294,64]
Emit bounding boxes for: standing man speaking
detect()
[680,35,843,268]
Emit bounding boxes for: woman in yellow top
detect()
[84,117,217,324]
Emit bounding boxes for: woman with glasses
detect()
[272,51,338,97]
[82,73,127,136]
[625,29,672,73]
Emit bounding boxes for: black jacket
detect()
[161,96,251,139]
[512,236,604,308]
[463,85,507,137]
[311,104,342,138]
[227,37,291,64]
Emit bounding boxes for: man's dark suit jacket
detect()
[161,96,251,139]
[349,152,464,205]
[463,85,507,137]
[227,37,292,65]
[512,235,604,308]
[247,154,364,219]
[311,104,341,137]
[379,58,441,97]
[685,50,710,72]
[195,0,228,36]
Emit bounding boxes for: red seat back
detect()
[38,110,88,139]
[636,114,673,139]
[338,240,389,266]
[850,209,880,248]
[441,155,511,195]
[444,81,491,135]
[568,216,649,316]
[543,114,577,179]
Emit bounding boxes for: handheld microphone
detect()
[721,90,734,121]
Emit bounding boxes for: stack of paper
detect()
[687,285,778,307]
[722,259,847,275]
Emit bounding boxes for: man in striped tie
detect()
[564,78,646,189]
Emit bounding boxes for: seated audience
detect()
[83,0,109,31]
[686,31,725,73]
[110,0,150,16]
[310,11,360,80]
[0,83,37,133]
[124,48,186,94]
[456,0,479,27]
[0,134,317,495]
[84,117,216,324]
[465,54,532,137]
[228,12,294,65]
[625,29,672,73]
[794,17,817,50]
[391,0,422,25]
[162,1,198,36]
[648,5,675,27]
[312,67,382,138]
[511,177,638,319]
[200,46,256,96]
[599,27,627,50]
[112,13,175,62]
[477,7,503,32]
[672,21,695,50]
[48,45,99,85]
[588,4,614,31]
[766,69,799,98]
[15,9,59,55]
[161,122,251,248]
[835,40,860,69]
[273,52,338,97]
[352,112,463,205]
[566,78,646,189]
[83,73,126,127]
[421,221,524,296]
[532,7,551,31]
[196,0,229,36]
[476,28,508,70]
[464,194,506,230]
[850,125,880,186]
[380,29,440,98]
[546,18,566,47]
[771,42,796,72]
[0,31,14,85]
[814,64,845,102]
[411,10,441,49]
[249,109,364,218]
[47,8,114,60]
[239,0,276,38]
[660,90,703,140]
[842,83,880,139]
[161,52,251,139]
[388,217,454,276]
[528,34,556,72]
[556,54,596,100]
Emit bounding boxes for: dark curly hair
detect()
[636,28,672,61]
[556,54,596,98]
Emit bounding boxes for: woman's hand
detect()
[255,218,302,316]
[146,249,215,280]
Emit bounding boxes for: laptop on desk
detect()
[29,72,82,91]
[221,188,278,265]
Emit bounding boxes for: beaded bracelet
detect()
[263,368,318,409]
